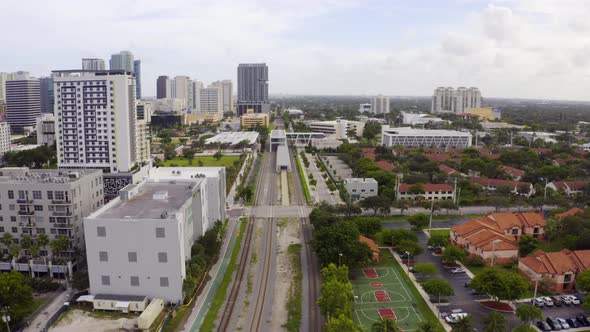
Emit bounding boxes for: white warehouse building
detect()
[381,126,472,148]
[344,178,378,201]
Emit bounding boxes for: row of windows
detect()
[7,190,69,201]
[98,251,167,263]
[57,81,110,86]
[97,226,166,238]
[101,275,169,287]
[0,226,72,235]
[351,189,376,193]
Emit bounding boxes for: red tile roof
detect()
[554,207,584,220]
[470,177,531,189]
[361,148,376,161]
[552,181,590,190]
[424,153,451,162]
[359,235,380,254]
[398,183,454,193]
[520,249,590,275]
[499,165,525,178]
[375,160,396,172]
[439,164,459,175]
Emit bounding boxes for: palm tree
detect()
[0,232,13,248]
[483,311,507,332]
[452,315,474,332]
[8,243,21,260]
[37,233,50,256]
[372,318,401,332]
[417,321,439,332]
[21,235,32,255]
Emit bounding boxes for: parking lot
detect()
[517,296,589,330]
[322,155,352,181]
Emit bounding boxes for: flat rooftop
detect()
[270,129,286,139]
[95,182,196,220]
[344,178,378,184]
[382,126,471,137]
[205,131,259,145]
[0,167,100,184]
[149,167,223,180]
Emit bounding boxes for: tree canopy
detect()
[471,268,529,302]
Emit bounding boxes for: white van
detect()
[445,313,469,324]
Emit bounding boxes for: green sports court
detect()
[351,266,425,331]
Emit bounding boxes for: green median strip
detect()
[283,244,303,332]
[295,154,312,203]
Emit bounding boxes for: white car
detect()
[445,313,469,324]
[561,296,572,305]
[556,318,570,329]
[531,298,544,307]
[568,295,581,305]
[542,297,554,306]
[450,268,465,274]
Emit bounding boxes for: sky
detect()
[1,0,590,100]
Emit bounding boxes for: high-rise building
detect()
[212,80,233,114]
[236,63,269,116]
[82,58,106,71]
[40,77,54,114]
[431,87,481,113]
[53,70,142,173]
[370,95,390,114]
[134,60,141,99]
[156,75,169,99]
[0,122,10,159]
[192,80,203,110]
[109,51,134,73]
[6,71,41,133]
[0,72,17,102]
[173,76,190,104]
[36,113,55,146]
[199,85,222,119]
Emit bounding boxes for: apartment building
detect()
[199,85,223,120]
[236,63,269,115]
[343,178,378,201]
[240,111,269,129]
[36,113,55,146]
[6,71,41,133]
[370,95,390,114]
[469,177,534,197]
[309,119,365,139]
[431,87,481,113]
[546,181,590,196]
[397,183,456,202]
[0,122,10,159]
[519,249,590,292]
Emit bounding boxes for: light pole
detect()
[405,251,411,268]
[533,278,539,299]
[2,306,10,332]
[338,253,343,266]
[490,239,502,267]
[428,199,434,232]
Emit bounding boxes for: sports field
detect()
[351,266,425,331]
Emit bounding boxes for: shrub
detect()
[464,255,485,267]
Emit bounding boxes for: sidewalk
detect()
[24,288,69,332]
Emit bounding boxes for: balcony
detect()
[18,210,34,216]
[51,200,71,205]
[53,223,73,229]
[52,211,72,217]
[16,199,33,204]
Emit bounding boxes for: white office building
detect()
[309,119,365,139]
[36,113,55,146]
[431,87,481,114]
[344,178,378,201]
[199,85,223,119]
[212,80,233,113]
[0,72,17,103]
[370,95,390,114]
[109,51,135,73]
[381,126,472,148]
[82,59,106,71]
[53,70,143,173]
[84,167,224,303]
[0,122,10,159]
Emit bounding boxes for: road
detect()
[24,288,69,332]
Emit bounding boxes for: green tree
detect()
[37,233,49,255]
[441,246,467,263]
[512,325,536,332]
[372,318,401,332]
[49,235,70,258]
[471,268,529,302]
[183,148,195,165]
[428,234,450,248]
[496,186,513,196]
[488,196,511,212]
[354,218,382,237]
[413,262,436,276]
[397,239,424,257]
[0,271,34,329]
[0,232,13,248]
[8,243,21,259]
[518,235,538,257]
[318,279,353,319]
[422,278,454,303]
[325,314,363,332]
[408,213,429,230]
[313,221,372,267]
[321,263,349,284]
[20,235,32,251]
[237,185,254,203]
[360,195,392,216]
[409,183,425,194]
[213,150,223,160]
[362,121,382,140]
[382,229,418,246]
[452,315,474,332]
[515,304,542,327]
[483,311,507,332]
[417,321,442,332]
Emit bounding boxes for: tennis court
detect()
[351,266,424,331]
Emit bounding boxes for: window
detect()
[158,252,168,263]
[11,227,16,233]
[156,227,165,238]
[564,273,573,283]
[47,191,53,200]
[34,205,43,211]
[511,228,518,235]
[97,226,106,237]
[10,216,16,222]
[101,275,110,286]
[55,191,65,201]
[0,227,3,232]
[99,251,108,262]
[33,191,42,200]
[18,191,26,199]
[128,252,137,262]
[7,191,13,199]
[9,205,14,211]
[130,276,139,286]
[160,277,169,287]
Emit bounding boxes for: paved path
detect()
[181,218,240,331]
[25,289,69,332]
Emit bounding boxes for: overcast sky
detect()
[1,0,589,100]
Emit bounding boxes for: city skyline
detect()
[1,0,589,100]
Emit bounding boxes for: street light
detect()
[338,253,343,266]
[2,306,10,332]
[405,251,411,269]
[490,239,502,267]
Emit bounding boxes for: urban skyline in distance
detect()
[1,0,588,101]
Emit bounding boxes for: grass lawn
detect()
[161,155,239,168]
[537,240,563,252]
[162,306,191,332]
[428,229,450,237]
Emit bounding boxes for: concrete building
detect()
[0,167,104,257]
[199,84,222,119]
[370,95,390,114]
[310,138,342,150]
[469,177,534,197]
[432,87,481,113]
[381,126,472,148]
[464,107,501,120]
[276,145,291,173]
[240,111,269,129]
[136,100,153,122]
[309,119,365,139]
[0,122,10,159]
[172,76,191,105]
[546,181,590,196]
[0,72,17,103]
[205,132,259,147]
[109,51,134,73]
[359,103,371,113]
[236,63,269,116]
[270,129,286,151]
[344,178,378,201]
[397,183,456,202]
[212,80,233,113]
[156,75,168,99]
[40,77,54,114]
[401,112,445,126]
[183,112,219,125]
[134,60,142,99]
[82,58,106,71]
[36,114,55,146]
[6,71,41,134]
[136,119,150,165]
[53,70,144,173]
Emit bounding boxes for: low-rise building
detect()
[36,114,55,146]
[205,131,260,148]
[450,212,546,264]
[401,112,445,126]
[310,138,342,150]
[183,112,219,125]
[469,177,534,197]
[499,165,525,181]
[309,119,365,139]
[397,183,455,201]
[464,107,501,121]
[554,207,583,220]
[546,181,590,196]
[359,235,380,262]
[240,111,269,129]
[381,126,472,148]
[344,178,378,201]
[519,249,590,292]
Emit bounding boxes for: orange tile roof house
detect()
[519,249,590,292]
[359,235,380,262]
[469,177,534,197]
[439,164,464,177]
[546,181,590,196]
[450,212,546,265]
[397,183,456,202]
[554,207,584,220]
[499,165,526,181]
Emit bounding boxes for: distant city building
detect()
[6,71,41,134]
[156,75,168,99]
[36,113,55,146]
[240,110,269,128]
[370,95,390,114]
[212,80,233,114]
[381,126,472,148]
[237,63,269,116]
[344,178,378,201]
[0,122,10,159]
[183,112,219,125]
[172,76,191,106]
[53,70,144,173]
[432,87,481,113]
[0,72,17,102]
[359,103,371,113]
[309,119,365,139]
[286,109,304,116]
[205,131,260,147]
[464,107,500,120]
[401,112,445,126]
[310,138,342,150]
[82,58,106,71]
[134,60,141,99]
[109,51,134,73]
[199,84,222,119]
[39,77,54,114]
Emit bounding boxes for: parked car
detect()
[569,295,581,305]
[546,317,562,331]
[561,296,572,305]
[532,298,545,307]
[566,317,581,328]
[450,267,465,274]
[556,318,570,329]
[543,297,554,307]
[445,312,469,324]
[537,320,551,331]
[464,281,470,287]
[551,296,563,306]
[577,315,590,327]
[427,245,439,250]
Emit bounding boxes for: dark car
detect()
[546,317,562,331]
[537,320,551,331]
[464,281,470,287]
[566,317,581,328]
[577,315,590,327]
[551,296,563,306]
